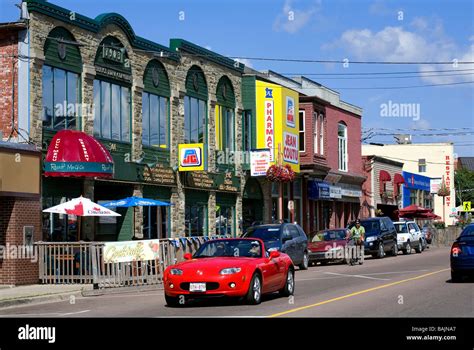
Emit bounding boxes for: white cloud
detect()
[325,19,474,84]
[234,58,253,68]
[273,0,321,34]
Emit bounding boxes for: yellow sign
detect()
[178,143,205,171]
[463,201,471,212]
[255,80,300,172]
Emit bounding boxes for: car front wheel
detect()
[377,243,385,259]
[299,252,309,270]
[402,241,412,255]
[280,269,295,297]
[246,273,262,305]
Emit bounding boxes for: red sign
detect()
[265,100,274,161]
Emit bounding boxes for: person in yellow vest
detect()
[349,219,365,244]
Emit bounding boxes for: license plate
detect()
[189,283,206,292]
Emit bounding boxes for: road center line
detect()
[268,268,449,317]
[323,272,390,281]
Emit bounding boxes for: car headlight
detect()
[400,236,406,241]
[170,268,183,275]
[220,267,242,275]
[366,236,377,242]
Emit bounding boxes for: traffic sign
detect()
[463,201,471,212]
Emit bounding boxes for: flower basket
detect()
[437,181,450,197]
[266,164,296,183]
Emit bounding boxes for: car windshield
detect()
[312,230,346,242]
[394,223,408,233]
[193,239,263,258]
[244,227,281,241]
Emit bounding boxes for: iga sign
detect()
[264,99,274,161]
[178,143,204,171]
[286,96,295,128]
[250,149,271,177]
[283,132,298,164]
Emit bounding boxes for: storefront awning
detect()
[394,173,405,185]
[44,130,114,178]
[379,170,391,182]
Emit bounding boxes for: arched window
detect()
[184,65,208,144]
[338,122,348,171]
[142,60,170,148]
[215,76,236,153]
[42,27,82,130]
[93,36,132,142]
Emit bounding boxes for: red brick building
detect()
[265,72,365,234]
[0,22,25,142]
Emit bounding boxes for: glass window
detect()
[313,112,318,154]
[93,80,130,142]
[338,122,348,171]
[185,204,207,237]
[217,106,235,151]
[42,66,80,130]
[184,96,207,145]
[216,205,234,236]
[299,111,305,152]
[142,92,169,148]
[143,206,169,239]
[243,110,252,152]
[418,159,427,172]
[319,114,324,155]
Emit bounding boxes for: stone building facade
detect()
[3,0,247,240]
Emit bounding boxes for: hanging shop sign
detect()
[255,80,299,172]
[250,149,271,177]
[340,188,363,197]
[178,143,204,171]
[286,96,295,128]
[283,132,298,164]
[143,164,176,185]
[308,180,331,200]
[103,239,160,263]
[430,178,442,194]
[329,186,342,199]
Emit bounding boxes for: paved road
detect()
[1,247,472,317]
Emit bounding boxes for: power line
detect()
[293,72,474,80]
[279,68,474,76]
[316,81,474,90]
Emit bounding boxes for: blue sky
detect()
[1,0,473,155]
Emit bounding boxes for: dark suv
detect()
[242,223,309,269]
[349,217,398,259]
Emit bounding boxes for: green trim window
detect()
[185,204,208,237]
[93,80,131,142]
[216,106,235,151]
[142,92,169,148]
[184,96,207,144]
[242,110,252,152]
[42,66,80,130]
[216,205,235,237]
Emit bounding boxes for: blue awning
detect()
[308,180,331,200]
[101,196,173,208]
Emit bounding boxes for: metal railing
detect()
[36,235,231,287]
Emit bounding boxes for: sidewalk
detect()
[0,284,93,309]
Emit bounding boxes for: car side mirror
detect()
[184,253,192,260]
[269,251,280,260]
[409,229,416,234]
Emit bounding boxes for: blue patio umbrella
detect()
[101,196,173,208]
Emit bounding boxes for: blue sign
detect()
[265,87,273,98]
[308,180,331,200]
[402,171,431,191]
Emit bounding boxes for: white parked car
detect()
[393,221,424,254]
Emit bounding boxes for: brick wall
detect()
[325,105,363,176]
[0,197,41,285]
[0,29,18,140]
[299,102,328,168]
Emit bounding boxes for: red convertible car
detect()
[163,238,295,306]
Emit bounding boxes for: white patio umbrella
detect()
[43,196,121,240]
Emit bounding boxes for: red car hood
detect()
[309,240,347,252]
[167,257,259,274]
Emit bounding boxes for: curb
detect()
[82,284,164,297]
[0,290,85,310]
